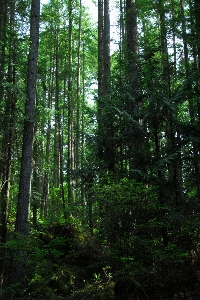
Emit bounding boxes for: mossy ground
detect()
[17,222,115,300]
[3,222,200,299]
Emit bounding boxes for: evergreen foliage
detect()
[1,0,200,299]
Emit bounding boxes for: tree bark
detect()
[0,0,6,96]
[97,0,115,172]
[181,0,200,203]
[103,0,115,172]
[75,0,82,202]
[125,0,142,177]
[0,1,16,297]
[67,0,75,203]
[97,0,104,162]
[10,0,40,292]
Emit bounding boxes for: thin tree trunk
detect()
[54,30,60,190]
[42,95,52,218]
[32,160,40,227]
[0,0,6,96]
[125,0,142,177]
[97,0,115,172]
[59,128,66,219]
[80,42,85,208]
[97,0,104,162]
[182,0,200,203]
[126,0,139,90]
[103,0,115,172]
[75,0,82,201]
[67,0,74,204]
[0,1,16,296]
[194,0,200,75]
[193,0,200,204]
[9,0,40,294]
[15,0,40,236]
[119,0,125,59]
[42,50,54,218]
[62,32,68,218]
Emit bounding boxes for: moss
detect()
[37,232,53,244]
[47,267,76,296]
[34,286,54,298]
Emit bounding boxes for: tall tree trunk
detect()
[171,1,183,205]
[42,49,54,218]
[194,0,200,75]
[159,0,175,201]
[80,42,85,209]
[158,0,169,243]
[193,0,200,203]
[32,155,40,227]
[103,0,115,172]
[125,0,142,177]
[62,34,68,217]
[0,1,15,296]
[119,0,125,59]
[75,0,82,202]
[54,40,61,189]
[97,0,115,172]
[42,93,51,218]
[9,0,40,294]
[67,0,74,203]
[126,0,139,91]
[97,0,104,162]
[0,0,6,97]
[15,0,40,236]
[182,0,200,203]
[158,1,175,297]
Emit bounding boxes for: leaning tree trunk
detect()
[8,0,40,296]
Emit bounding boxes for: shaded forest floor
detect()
[4,221,200,299]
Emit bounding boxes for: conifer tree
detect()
[10,0,40,292]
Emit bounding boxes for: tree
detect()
[0,0,16,295]
[2,0,200,297]
[0,0,6,96]
[125,0,143,177]
[97,0,115,173]
[9,0,40,292]
[67,0,75,204]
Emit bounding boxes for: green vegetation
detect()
[1,0,200,299]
